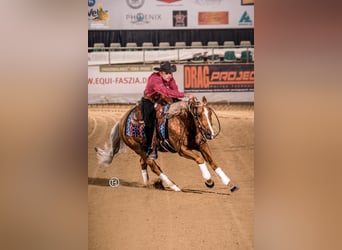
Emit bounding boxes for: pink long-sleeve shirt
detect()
[144,72,184,99]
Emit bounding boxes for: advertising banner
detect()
[88,66,148,94]
[198,12,228,25]
[88,0,253,30]
[88,64,254,103]
[184,64,254,92]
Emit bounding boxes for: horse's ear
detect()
[202,96,207,105]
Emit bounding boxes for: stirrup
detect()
[159,140,177,153]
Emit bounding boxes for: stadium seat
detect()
[191,52,204,63]
[158,42,170,49]
[125,42,138,51]
[240,40,252,48]
[175,42,187,48]
[110,43,121,51]
[93,43,105,51]
[223,41,236,48]
[207,54,220,63]
[223,51,237,62]
[240,50,253,62]
[142,42,154,50]
[191,41,203,47]
[207,41,219,47]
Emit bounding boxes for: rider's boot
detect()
[147,148,158,160]
[147,129,158,159]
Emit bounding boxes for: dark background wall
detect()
[88,29,254,47]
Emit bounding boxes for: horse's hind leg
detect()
[140,157,149,185]
[146,159,181,191]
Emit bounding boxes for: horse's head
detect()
[188,96,220,140]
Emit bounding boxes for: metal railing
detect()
[88,44,254,65]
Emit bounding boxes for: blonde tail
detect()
[95,122,121,165]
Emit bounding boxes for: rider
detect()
[142,61,194,159]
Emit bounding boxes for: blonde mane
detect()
[166,101,189,119]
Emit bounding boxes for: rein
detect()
[189,102,208,142]
[209,106,221,138]
[188,100,221,141]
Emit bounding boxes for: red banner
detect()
[184,64,254,92]
[198,12,229,25]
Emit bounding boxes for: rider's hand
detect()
[185,93,195,99]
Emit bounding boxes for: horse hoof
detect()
[171,184,181,192]
[152,180,165,190]
[230,185,239,192]
[205,180,215,188]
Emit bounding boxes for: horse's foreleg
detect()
[146,159,181,191]
[179,145,215,188]
[199,143,239,192]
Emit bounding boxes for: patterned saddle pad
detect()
[125,103,170,140]
[125,104,145,137]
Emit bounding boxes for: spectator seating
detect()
[207,54,220,63]
[125,42,138,51]
[93,43,105,51]
[223,41,236,48]
[240,40,252,48]
[158,42,170,49]
[191,52,204,63]
[240,50,253,62]
[223,51,237,62]
[175,41,186,48]
[207,41,219,47]
[110,43,121,51]
[191,41,203,47]
[142,42,154,50]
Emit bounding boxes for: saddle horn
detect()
[188,97,197,116]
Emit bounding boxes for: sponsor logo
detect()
[239,11,253,25]
[241,0,254,5]
[126,13,162,25]
[88,0,96,8]
[198,12,228,25]
[156,0,183,7]
[88,3,110,26]
[195,0,222,5]
[184,65,254,92]
[126,0,145,9]
[88,77,147,85]
[173,11,187,27]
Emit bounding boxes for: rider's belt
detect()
[143,95,155,103]
[144,94,160,103]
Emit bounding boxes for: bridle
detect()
[188,99,221,141]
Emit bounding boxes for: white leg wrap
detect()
[159,173,172,186]
[160,173,181,191]
[142,169,149,184]
[198,163,211,180]
[215,167,230,185]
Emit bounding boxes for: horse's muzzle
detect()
[204,131,214,140]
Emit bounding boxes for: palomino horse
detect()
[95,96,238,192]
